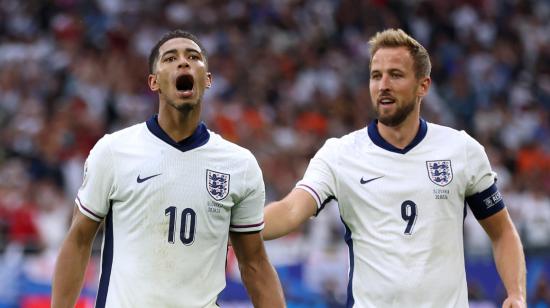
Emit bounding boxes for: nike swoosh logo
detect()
[137,173,161,183]
[360,176,383,184]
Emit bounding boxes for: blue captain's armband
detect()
[465,183,505,220]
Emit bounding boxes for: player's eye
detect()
[188,54,200,60]
[163,56,176,62]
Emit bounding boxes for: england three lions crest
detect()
[426,160,453,186]
[207,169,230,201]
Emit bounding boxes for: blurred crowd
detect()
[0,0,549,306]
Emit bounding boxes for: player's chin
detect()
[173,100,199,112]
[377,113,404,127]
[375,110,392,122]
[174,100,193,108]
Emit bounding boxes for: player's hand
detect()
[502,295,526,308]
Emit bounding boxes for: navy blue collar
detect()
[146,114,210,152]
[367,118,427,154]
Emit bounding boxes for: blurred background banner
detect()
[0,0,549,307]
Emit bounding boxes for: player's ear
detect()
[417,76,431,98]
[148,73,160,92]
[205,72,212,89]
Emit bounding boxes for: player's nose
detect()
[378,74,391,91]
[177,57,190,69]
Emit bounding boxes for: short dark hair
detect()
[148,30,208,74]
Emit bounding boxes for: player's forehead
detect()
[158,37,202,56]
[371,47,414,71]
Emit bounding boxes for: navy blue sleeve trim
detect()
[465,183,505,220]
[315,196,337,216]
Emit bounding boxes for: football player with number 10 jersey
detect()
[52,30,285,308]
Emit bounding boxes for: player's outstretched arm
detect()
[262,189,317,240]
[230,232,285,307]
[51,207,101,308]
[479,208,526,308]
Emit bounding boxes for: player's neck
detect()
[157,109,201,142]
[377,115,420,150]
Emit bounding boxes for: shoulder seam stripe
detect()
[230,221,264,228]
[297,184,322,206]
[76,196,104,220]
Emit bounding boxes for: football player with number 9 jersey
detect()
[263,29,526,308]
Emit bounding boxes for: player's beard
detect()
[169,96,202,115]
[375,98,416,127]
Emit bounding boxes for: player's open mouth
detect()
[176,74,194,98]
[378,96,395,105]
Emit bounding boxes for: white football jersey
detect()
[297,119,504,308]
[76,115,265,308]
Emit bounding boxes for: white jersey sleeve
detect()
[296,138,338,211]
[229,151,265,232]
[461,130,505,220]
[75,134,116,221]
[462,131,497,196]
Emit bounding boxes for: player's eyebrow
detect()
[387,68,404,74]
[371,68,404,75]
[160,48,202,59]
[370,69,381,76]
